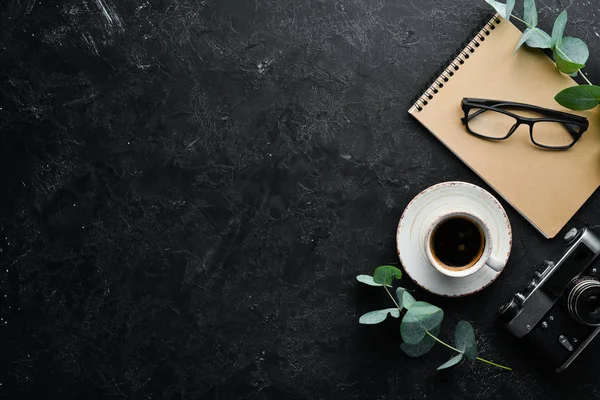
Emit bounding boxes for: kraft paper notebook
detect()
[409,15,600,239]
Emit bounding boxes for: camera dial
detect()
[567,277,600,326]
[498,297,519,321]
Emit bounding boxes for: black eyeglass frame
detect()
[460,98,589,149]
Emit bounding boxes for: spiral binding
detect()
[411,14,502,112]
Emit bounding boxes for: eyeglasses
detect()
[461,98,589,149]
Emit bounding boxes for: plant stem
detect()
[509,14,593,86]
[383,285,402,311]
[425,330,461,352]
[578,71,593,86]
[424,331,513,371]
[475,356,513,371]
[510,15,530,27]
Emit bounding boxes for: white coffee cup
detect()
[424,210,503,278]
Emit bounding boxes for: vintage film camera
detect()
[498,227,600,372]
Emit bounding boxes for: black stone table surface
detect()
[3,0,600,398]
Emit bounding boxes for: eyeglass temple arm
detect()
[464,98,587,123]
[564,123,580,138]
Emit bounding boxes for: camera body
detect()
[499,227,600,372]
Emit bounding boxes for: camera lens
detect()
[567,277,600,326]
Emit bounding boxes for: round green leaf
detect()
[356,275,386,287]
[556,37,589,65]
[396,287,416,310]
[359,308,400,324]
[373,265,402,286]
[554,36,589,76]
[400,324,440,357]
[400,301,444,344]
[524,28,552,49]
[551,10,567,48]
[555,85,600,111]
[454,320,477,360]
[437,354,463,370]
[523,0,537,26]
[554,50,585,75]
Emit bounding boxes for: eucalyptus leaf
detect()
[513,29,536,55]
[454,321,477,360]
[359,308,400,325]
[400,324,440,357]
[437,354,464,370]
[373,265,402,286]
[551,10,567,48]
[485,0,515,20]
[400,301,444,345]
[556,37,589,65]
[555,85,600,110]
[396,287,416,310]
[356,274,388,287]
[505,0,515,20]
[554,50,585,74]
[524,27,552,49]
[523,0,537,26]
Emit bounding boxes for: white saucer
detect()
[396,181,512,297]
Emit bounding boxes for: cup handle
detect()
[486,255,504,272]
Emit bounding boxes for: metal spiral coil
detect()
[412,15,501,112]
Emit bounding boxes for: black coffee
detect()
[431,217,484,269]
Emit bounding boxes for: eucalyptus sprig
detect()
[357,265,512,371]
[485,0,600,111]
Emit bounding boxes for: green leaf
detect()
[554,50,585,74]
[373,265,402,286]
[513,29,536,55]
[454,321,477,360]
[485,0,515,20]
[523,0,537,26]
[396,287,416,310]
[524,28,552,49]
[551,10,567,48]
[556,37,589,65]
[356,274,388,287]
[400,324,440,357]
[555,85,600,110]
[400,301,444,344]
[505,0,515,20]
[359,308,400,324]
[437,354,464,370]
[554,37,587,76]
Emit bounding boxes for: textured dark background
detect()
[3,0,600,398]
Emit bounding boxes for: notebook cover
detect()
[409,16,600,239]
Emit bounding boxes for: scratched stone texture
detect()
[2,0,600,398]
